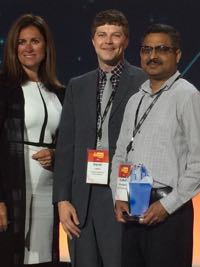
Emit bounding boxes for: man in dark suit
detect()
[53,9,146,267]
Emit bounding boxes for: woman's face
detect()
[17,25,46,74]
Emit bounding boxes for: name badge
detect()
[86,149,109,184]
[116,163,132,201]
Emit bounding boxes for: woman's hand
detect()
[0,202,8,232]
[32,148,55,169]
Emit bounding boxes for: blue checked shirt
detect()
[110,71,200,214]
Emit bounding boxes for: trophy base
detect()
[122,212,142,222]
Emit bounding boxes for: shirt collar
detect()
[140,70,181,95]
[98,61,124,80]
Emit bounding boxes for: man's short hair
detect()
[141,24,181,49]
[91,9,129,38]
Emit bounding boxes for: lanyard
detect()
[125,75,181,161]
[126,90,163,160]
[97,89,116,140]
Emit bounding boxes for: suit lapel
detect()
[110,62,133,119]
[84,70,98,128]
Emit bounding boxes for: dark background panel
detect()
[0,0,199,88]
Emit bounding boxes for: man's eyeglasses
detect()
[140,45,177,55]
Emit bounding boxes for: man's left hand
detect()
[139,201,169,225]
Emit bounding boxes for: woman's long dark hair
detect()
[1,13,63,90]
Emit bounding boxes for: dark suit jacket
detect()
[53,61,147,227]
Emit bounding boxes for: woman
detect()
[0,14,64,267]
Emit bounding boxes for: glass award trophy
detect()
[123,164,153,222]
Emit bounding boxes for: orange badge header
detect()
[87,149,109,163]
[118,164,132,178]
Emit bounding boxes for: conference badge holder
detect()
[86,149,109,184]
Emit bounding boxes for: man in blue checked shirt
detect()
[111,23,200,267]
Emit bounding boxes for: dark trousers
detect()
[122,200,193,267]
[0,229,15,267]
[69,185,122,267]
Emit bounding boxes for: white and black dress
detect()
[22,81,62,264]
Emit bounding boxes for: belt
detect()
[23,140,54,149]
[11,140,54,149]
[150,186,173,203]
